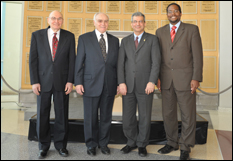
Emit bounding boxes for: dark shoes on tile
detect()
[38,150,48,159]
[120,145,137,154]
[87,147,96,156]
[57,148,68,157]
[100,146,110,155]
[138,147,147,157]
[180,150,190,160]
[158,144,179,154]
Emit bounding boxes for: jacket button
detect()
[171,58,173,60]
[171,47,173,49]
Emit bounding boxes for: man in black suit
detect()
[75,12,119,156]
[29,10,76,159]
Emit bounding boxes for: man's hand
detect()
[190,80,200,94]
[119,83,127,95]
[75,85,84,95]
[65,82,73,95]
[145,82,155,95]
[156,79,161,92]
[117,86,120,95]
[32,83,41,96]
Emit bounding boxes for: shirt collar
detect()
[49,28,61,37]
[169,21,181,31]
[134,32,144,40]
[95,29,107,38]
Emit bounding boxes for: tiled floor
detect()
[1,95,232,160]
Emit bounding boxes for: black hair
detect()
[166,3,182,13]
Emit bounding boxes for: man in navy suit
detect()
[29,10,76,159]
[74,12,119,156]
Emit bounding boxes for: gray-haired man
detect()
[75,12,119,156]
[118,12,161,157]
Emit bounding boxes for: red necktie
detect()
[135,36,139,49]
[170,26,177,43]
[52,33,58,61]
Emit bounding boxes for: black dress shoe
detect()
[180,150,190,160]
[57,148,68,157]
[120,145,137,154]
[138,147,147,157]
[158,144,179,154]
[87,147,96,156]
[38,150,48,159]
[100,146,110,155]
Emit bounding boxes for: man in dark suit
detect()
[117,12,161,157]
[156,3,203,160]
[74,12,119,156]
[29,10,76,159]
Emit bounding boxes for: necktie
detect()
[170,26,177,43]
[52,33,58,61]
[135,36,139,49]
[99,34,107,62]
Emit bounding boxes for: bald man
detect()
[75,12,119,156]
[29,10,76,158]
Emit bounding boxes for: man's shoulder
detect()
[157,24,169,33]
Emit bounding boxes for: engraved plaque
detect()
[123,20,133,31]
[85,19,95,33]
[108,19,120,31]
[182,1,197,14]
[124,1,138,14]
[106,1,121,14]
[67,18,82,46]
[68,1,83,12]
[183,20,197,25]
[46,1,61,11]
[201,1,216,14]
[144,1,158,14]
[27,16,43,47]
[200,19,216,51]
[86,1,100,13]
[28,1,43,11]
[145,20,158,34]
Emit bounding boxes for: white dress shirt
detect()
[95,29,108,54]
[48,28,60,56]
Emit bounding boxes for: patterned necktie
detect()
[52,33,58,61]
[99,34,107,62]
[135,36,139,49]
[170,26,177,43]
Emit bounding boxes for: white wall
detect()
[219,1,232,108]
[2,2,22,93]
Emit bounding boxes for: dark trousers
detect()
[162,82,196,152]
[36,86,69,151]
[122,87,154,148]
[83,81,115,148]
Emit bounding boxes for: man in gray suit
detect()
[156,3,203,160]
[118,12,161,157]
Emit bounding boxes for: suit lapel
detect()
[106,33,112,62]
[54,29,67,61]
[164,25,172,47]
[136,32,147,53]
[41,28,52,61]
[172,22,185,47]
[90,30,104,60]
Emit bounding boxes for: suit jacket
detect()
[29,27,76,92]
[74,30,119,97]
[118,32,161,94]
[156,22,203,91]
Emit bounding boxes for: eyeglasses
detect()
[167,10,180,14]
[132,20,144,24]
[50,17,63,21]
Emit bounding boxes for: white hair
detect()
[93,12,109,21]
